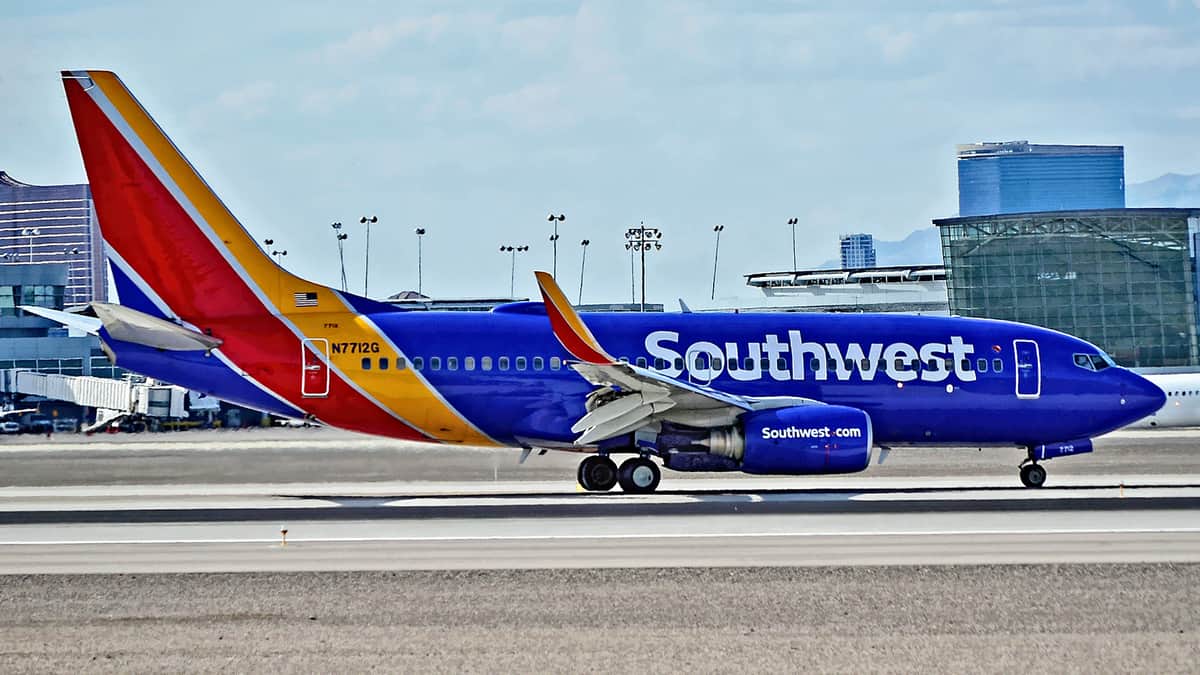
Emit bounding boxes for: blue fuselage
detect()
[114,307,1164,449]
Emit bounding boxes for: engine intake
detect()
[707,405,873,475]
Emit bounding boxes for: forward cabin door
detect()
[301,338,330,398]
[1013,339,1041,399]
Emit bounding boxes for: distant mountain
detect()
[810,173,1200,272]
[818,227,942,269]
[1127,173,1200,208]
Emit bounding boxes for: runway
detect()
[1,428,1199,574]
[1,474,1199,573]
[2,429,1199,671]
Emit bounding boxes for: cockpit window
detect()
[1073,353,1112,372]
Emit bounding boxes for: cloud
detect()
[298,83,362,115]
[316,14,452,64]
[867,26,916,64]
[215,81,277,118]
[482,82,566,131]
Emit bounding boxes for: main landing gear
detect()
[1019,460,1047,489]
[577,455,661,493]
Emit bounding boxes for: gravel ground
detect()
[0,565,1196,673]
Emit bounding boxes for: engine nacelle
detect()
[707,405,873,475]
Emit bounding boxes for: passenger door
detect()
[301,338,330,398]
[1013,339,1041,399]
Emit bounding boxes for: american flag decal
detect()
[293,291,318,308]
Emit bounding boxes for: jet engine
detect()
[702,405,873,475]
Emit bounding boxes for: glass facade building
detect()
[957,141,1125,217]
[839,233,876,269]
[0,171,106,305]
[935,208,1200,368]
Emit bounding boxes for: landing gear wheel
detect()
[1020,463,1047,489]
[617,457,661,494]
[578,456,618,492]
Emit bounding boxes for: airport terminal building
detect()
[935,208,1200,368]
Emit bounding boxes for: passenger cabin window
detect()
[498,356,510,371]
[361,357,371,370]
[396,356,407,371]
[516,356,527,371]
[413,356,424,371]
[480,356,492,371]
[430,357,442,371]
[379,357,389,371]
[550,356,562,371]
[976,358,988,373]
[533,356,544,370]
[635,357,647,368]
[654,358,666,370]
[674,357,684,371]
[464,356,475,371]
[447,357,458,371]
[992,358,1003,372]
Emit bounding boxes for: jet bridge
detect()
[0,369,188,430]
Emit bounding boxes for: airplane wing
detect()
[534,271,818,445]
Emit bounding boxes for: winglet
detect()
[534,271,615,364]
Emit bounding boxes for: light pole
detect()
[547,213,565,279]
[414,227,426,295]
[711,224,725,300]
[624,222,663,312]
[360,215,377,296]
[786,217,798,271]
[263,238,287,266]
[499,244,529,297]
[331,222,349,292]
[578,239,590,304]
[20,228,39,262]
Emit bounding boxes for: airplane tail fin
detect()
[61,70,370,325]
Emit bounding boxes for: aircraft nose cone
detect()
[1122,370,1166,421]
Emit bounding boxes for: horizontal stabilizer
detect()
[18,306,102,334]
[24,302,223,352]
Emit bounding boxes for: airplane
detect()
[42,69,1165,492]
[1129,372,1200,428]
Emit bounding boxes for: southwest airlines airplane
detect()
[45,70,1165,492]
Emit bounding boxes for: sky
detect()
[4,0,1200,305]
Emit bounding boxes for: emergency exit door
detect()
[1014,339,1041,399]
[302,338,330,397]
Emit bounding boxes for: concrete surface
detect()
[0,566,1196,673]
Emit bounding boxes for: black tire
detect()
[1020,463,1047,489]
[617,457,661,494]
[578,456,618,492]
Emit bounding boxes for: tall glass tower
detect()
[957,141,1125,217]
[0,171,106,305]
[839,233,876,269]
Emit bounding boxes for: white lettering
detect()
[918,342,949,383]
[762,334,790,381]
[644,331,979,385]
[881,342,918,382]
[646,330,682,377]
[761,425,864,440]
[725,342,763,382]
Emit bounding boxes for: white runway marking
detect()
[5,527,1200,547]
